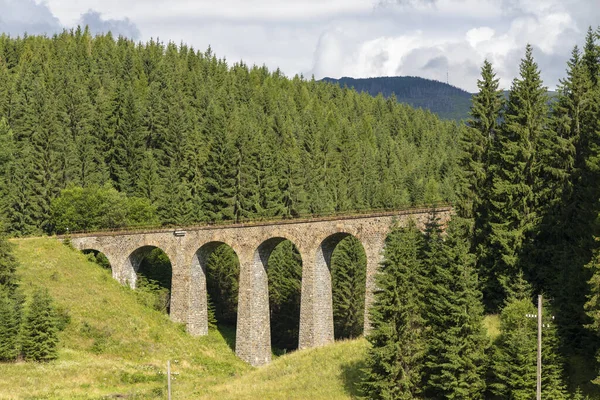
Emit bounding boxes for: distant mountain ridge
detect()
[321,76,473,121]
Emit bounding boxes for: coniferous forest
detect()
[0,22,600,400]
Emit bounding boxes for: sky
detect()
[0,0,598,92]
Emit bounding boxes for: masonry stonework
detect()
[69,207,451,366]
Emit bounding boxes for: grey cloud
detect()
[79,10,140,40]
[0,0,61,36]
[373,50,390,70]
[422,55,448,70]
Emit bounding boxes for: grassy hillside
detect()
[201,339,368,400]
[0,238,367,399]
[0,238,250,399]
[0,238,513,399]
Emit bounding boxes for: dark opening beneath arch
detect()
[203,243,240,346]
[330,235,367,340]
[136,247,172,315]
[267,239,302,353]
[82,249,111,270]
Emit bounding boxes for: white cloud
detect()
[1,0,598,92]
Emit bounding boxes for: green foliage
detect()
[0,286,21,361]
[478,45,550,311]
[361,222,427,400]
[267,240,302,350]
[50,184,158,233]
[0,233,19,291]
[0,31,460,236]
[490,276,568,399]
[206,244,240,326]
[134,275,170,314]
[422,219,488,399]
[21,287,59,362]
[322,76,474,120]
[331,236,366,339]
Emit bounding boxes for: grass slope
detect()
[201,339,368,399]
[0,238,249,399]
[0,238,368,400]
[0,238,519,399]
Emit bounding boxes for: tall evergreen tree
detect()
[206,244,239,325]
[461,60,503,220]
[361,222,428,400]
[480,45,549,310]
[422,219,488,399]
[490,275,568,399]
[0,286,20,361]
[267,240,302,350]
[21,288,59,362]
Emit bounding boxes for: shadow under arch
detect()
[127,245,173,314]
[328,234,368,340]
[81,249,112,271]
[188,241,240,347]
[262,238,303,352]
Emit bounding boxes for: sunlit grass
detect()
[1,238,514,399]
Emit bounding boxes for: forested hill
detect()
[321,76,473,120]
[0,30,461,237]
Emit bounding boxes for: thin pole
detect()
[537,294,542,400]
[167,360,172,400]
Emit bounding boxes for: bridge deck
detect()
[63,205,452,238]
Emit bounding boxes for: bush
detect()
[50,184,158,234]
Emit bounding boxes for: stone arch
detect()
[188,241,240,337]
[124,245,174,290]
[298,232,354,349]
[236,236,302,366]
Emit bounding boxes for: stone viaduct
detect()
[68,207,452,366]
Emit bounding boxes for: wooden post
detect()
[537,294,542,400]
[167,360,172,400]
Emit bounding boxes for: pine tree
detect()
[0,285,20,361]
[361,222,427,400]
[21,288,59,362]
[481,45,549,311]
[461,60,503,220]
[489,273,537,399]
[330,235,367,339]
[583,27,599,86]
[490,274,568,399]
[422,219,488,399]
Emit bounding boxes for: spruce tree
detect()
[21,288,59,362]
[361,222,427,400]
[422,219,488,399]
[481,45,549,310]
[462,60,503,220]
[0,286,20,361]
[489,274,538,399]
[206,244,239,325]
[491,275,568,399]
[583,27,599,86]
